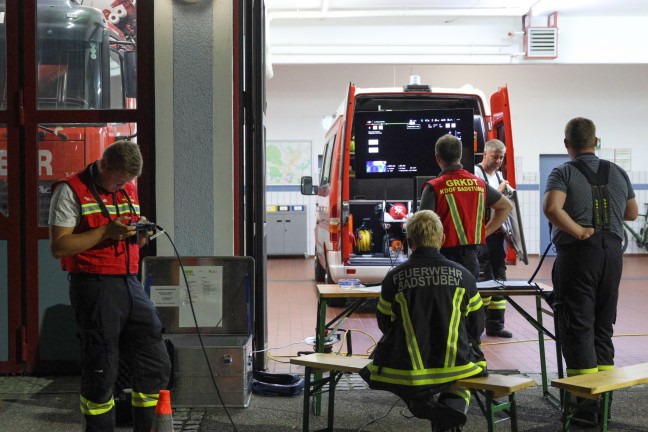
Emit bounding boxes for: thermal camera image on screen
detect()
[353,108,474,179]
[366,161,387,173]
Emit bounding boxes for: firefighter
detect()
[419,134,512,281]
[475,139,513,338]
[543,117,637,426]
[360,210,486,432]
[49,141,171,432]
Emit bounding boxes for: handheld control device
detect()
[130,221,156,231]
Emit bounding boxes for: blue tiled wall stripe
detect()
[267,185,302,192]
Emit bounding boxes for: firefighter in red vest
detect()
[420,134,512,280]
[48,141,171,432]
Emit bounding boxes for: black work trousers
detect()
[441,245,480,280]
[552,232,622,375]
[478,232,508,332]
[70,274,172,432]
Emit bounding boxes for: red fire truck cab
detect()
[0,0,138,224]
[301,78,517,284]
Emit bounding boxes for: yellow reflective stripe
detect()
[117,203,136,214]
[367,362,483,386]
[481,296,491,307]
[445,287,465,368]
[488,299,506,310]
[467,293,483,313]
[80,395,115,416]
[80,203,103,215]
[598,364,615,371]
[447,383,471,404]
[475,359,487,369]
[445,194,468,245]
[377,296,393,316]
[474,191,485,243]
[566,367,599,377]
[396,292,424,371]
[131,391,159,408]
[79,203,140,217]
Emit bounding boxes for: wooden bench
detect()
[551,362,648,431]
[291,353,536,432]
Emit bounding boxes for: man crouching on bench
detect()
[360,210,487,432]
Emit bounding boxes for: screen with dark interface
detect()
[353,108,474,179]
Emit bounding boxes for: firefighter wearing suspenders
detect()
[49,141,171,432]
[475,139,514,338]
[420,134,512,281]
[543,117,638,426]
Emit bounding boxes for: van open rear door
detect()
[490,86,528,265]
[490,86,516,187]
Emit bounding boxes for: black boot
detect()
[83,410,115,432]
[132,406,156,432]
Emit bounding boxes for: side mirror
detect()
[124,50,137,98]
[300,176,318,195]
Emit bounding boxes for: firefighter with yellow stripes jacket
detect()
[420,134,512,282]
[49,141,171,432]
[360,210,487,432]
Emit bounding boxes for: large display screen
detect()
[353,108,474,179]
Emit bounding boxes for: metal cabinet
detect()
[266,205,307,256]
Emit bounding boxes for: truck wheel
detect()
[314,255,326,282]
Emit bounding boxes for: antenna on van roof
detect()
[404,75,430,92]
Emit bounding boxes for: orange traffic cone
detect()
[150,390,174,432]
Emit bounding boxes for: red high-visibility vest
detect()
[54,164,141,275]
[427,169,486,247]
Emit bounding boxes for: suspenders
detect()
[475,164,503,224]
[567,158,611,232]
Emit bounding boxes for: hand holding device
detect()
[130,221,156,231]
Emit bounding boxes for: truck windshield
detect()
[37,36,103,109]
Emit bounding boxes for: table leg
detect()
[535,296,549,398]
[302,367,312,432]
[313,298,328,416]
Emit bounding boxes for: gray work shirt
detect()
[48,182,81,228]
[545,153,635,246]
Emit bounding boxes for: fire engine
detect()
[0,0,137,223]
[301,77,525,285]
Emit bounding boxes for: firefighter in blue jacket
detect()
[361,210,487,432]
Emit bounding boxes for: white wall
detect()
[265,63,648,255]
[267,14,648,65]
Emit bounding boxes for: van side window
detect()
[320,135,335,186]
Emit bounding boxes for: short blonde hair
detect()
[407,210,444,249]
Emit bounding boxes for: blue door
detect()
[539,154,570,256]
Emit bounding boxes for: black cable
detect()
[156,226,239,432]
[357,396,402,431]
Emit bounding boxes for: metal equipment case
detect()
[165,334,253,407]
[141,256,255,408]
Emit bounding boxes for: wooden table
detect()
[315,284,380,354]
[477,280,559,406]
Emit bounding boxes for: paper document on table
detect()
[354,285,382,293]
[504,280,537,289]
[476,280,505,290]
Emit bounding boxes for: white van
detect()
[301,78,518,284]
